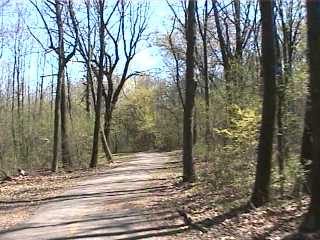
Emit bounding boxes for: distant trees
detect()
[251,0,277,207]
[183,0,197,183]
[300,0,320,232]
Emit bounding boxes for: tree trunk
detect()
[193,106,197,145]
[100,126,112,162]
[56,1,72,170]
[197,0,210,147]
[60,67,72,169]
[212,0,232,106]
[85,69,91,114]
[85,0,92,115]
[299,93,312,193]
[102,112,113,161]
[300,1,320,232]
[234,0,242,59]
[39,75,44,116]
[182,0,197,183]
[275,27,285,196]
[90,0,105,168]
[251,0,276,207]
[52,72,61,172]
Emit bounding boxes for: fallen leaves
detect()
[147,153,313,240]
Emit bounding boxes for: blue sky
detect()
[126,0,172,74]
[0,0,176,90]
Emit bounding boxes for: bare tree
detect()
[30,0,78,171]
[89,0,105,168]
[70,0,149,164]
[100,1,149,160]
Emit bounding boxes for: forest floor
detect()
[149,152,319,240]
[0,151,319,239]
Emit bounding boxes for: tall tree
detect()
[195,0,212,149]
[182,0,197,183]
[274,0,304,194]
[30,0,78,171]
[300,0,320,232]
[56,0,72,170]
[251,0,277,207]
[90,0,105,168]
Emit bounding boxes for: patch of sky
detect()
[0,0,177,93]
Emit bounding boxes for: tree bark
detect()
[196,0,210,147]
[60,66,72,169]
[100,126,112,162]
[56,1,72,170]
[275,27,285,196]
[90,0,105,168]
[300,93,312,193]
[102,112,113,161]
[183,0,197,183]
[51,66,61,172]
[39,75,44,116]
[251,0,277,207]
[234,0,242,59]
[300,0,320,232]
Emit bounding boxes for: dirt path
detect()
[0,152,187,240]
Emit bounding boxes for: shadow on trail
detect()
[47,224,188,240]
[0,208,185,235]
[0,185,172,205]
[0,152,189,240]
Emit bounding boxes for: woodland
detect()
[0,0,320,239]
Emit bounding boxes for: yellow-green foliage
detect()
[214,105,260,153]
[209,104,261,190]
[111,79,182,152]
[112,83,156,152]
